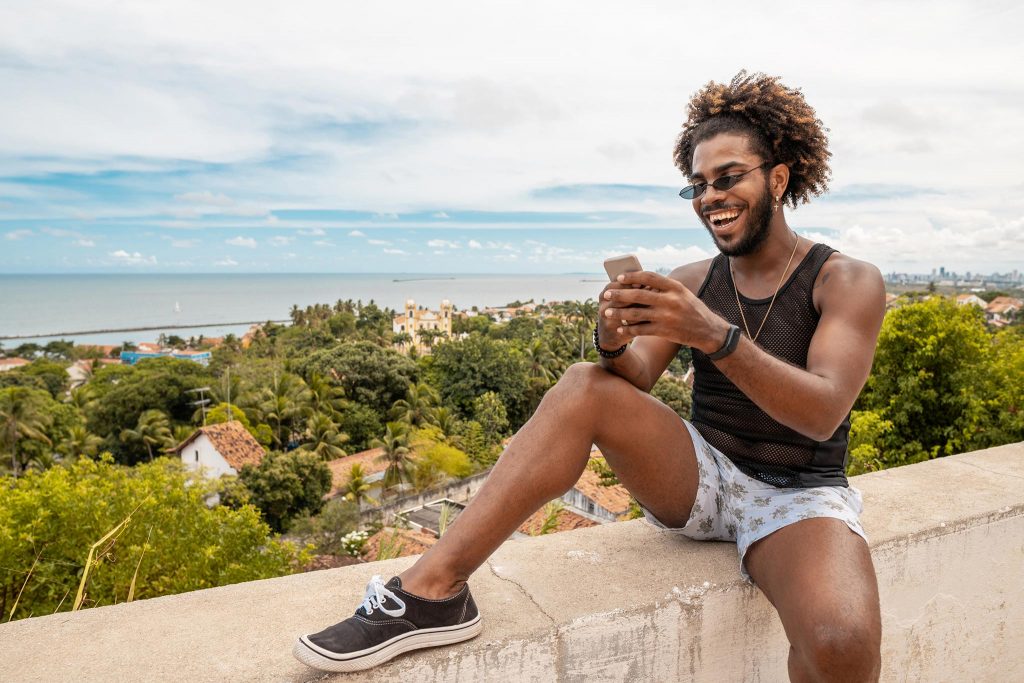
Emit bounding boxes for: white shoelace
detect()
[359,574,407,617]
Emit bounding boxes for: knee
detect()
[799,620,881,682]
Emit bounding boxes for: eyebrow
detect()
[689,160,747,181]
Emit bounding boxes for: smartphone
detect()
[603,253,643,282]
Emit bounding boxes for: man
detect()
[293,71,886,681]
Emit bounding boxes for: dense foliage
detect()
[0,455,305,620]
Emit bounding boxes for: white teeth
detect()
[709,209,740,225]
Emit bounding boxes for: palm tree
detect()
[257,372,312,447]
[297,412,349,460]
[410,458,446,493]
[306,373,346,419]
[120,409,174,462]
[389,382,439,427]
[371,421,415,495]
[425,406,462,447]
[0,387,52,477]
[342,463,379,507]
[523,339,559,386]
[57,425,103,461]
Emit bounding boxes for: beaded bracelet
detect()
[592,323,628,359]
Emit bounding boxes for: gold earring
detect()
[774,195,780,212]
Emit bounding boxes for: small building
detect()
[392,299,453,354]
[559,448,633,523]
[986,296,1022,325]
[0,358,31,373]
[174,421,265,479]
[956,294,986,308]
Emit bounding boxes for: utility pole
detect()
[187,386,212,426]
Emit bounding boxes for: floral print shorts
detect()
[640,420,868,583]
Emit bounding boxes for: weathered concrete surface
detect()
[1,443,1021,682]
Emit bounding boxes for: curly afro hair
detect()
[673,71,831,208]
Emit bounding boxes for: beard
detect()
[705,181,773,257]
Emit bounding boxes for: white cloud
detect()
[313,240,335,247]
[5,229,32,240]
[427,239,460,249]
[170,238,200,248]
[226,236,257,248]
[383,248,408,255]
[299,228,326,236]
[468,239,482,249]
[348,230,366,237]
[74,238,96,247]
[110,249,156,265]
[367,238,391,246]
[214,257,239,266]
[633,244,713,269]
[268,235,293,246]
[432,211,450,219]
[174,190,234,206]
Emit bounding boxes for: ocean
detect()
[0,273,609,346]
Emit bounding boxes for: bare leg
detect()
[744,518,882,683]
[400,362,701,598]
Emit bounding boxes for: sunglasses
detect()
[679,162,772,200]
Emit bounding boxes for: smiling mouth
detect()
[706,208,742,230]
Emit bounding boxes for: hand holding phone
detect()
[603,253,643,282]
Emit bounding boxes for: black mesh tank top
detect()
[691,242,850,488]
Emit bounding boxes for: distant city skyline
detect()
[2,1,1022,274]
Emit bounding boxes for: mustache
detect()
[701,204,743,216]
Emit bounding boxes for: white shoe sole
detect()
[292,615,483,673]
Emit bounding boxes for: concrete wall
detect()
[1,443,1022,682]
[367,470,491,524]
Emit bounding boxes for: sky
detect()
[1,0,1022,275]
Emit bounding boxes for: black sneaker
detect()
[292,574,483,673]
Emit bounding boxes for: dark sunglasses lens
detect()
[714,176,740,191]
[679,184,704,200]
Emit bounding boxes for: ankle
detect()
[398,567,466,600]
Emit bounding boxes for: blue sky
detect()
[1,1,1022,274]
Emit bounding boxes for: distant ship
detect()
[173,301,182,314]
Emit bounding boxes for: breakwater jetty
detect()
[0,320,290,341]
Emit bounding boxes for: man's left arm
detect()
[711,258,886,441]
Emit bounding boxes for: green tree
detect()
[0,387,53,477]
[651,376,693,420]
[389,382,440,427]
[57,424,103,462]
[338,402,383,454]
[859,298,994,463]
[84,358,212,462]
[341,463,379,507]
[0,455,306,621]
[296,412,349,460]
[119,410,174,462]
[372,421,415,495]
[237,450,333,532]
[472,391,510,443]
[429,336,531,428]
[296,341,417,415]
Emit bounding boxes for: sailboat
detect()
[174,301,182,314]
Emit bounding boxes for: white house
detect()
[174,420,265,479]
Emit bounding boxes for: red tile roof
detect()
[518,505,600,536]
[361,527,437,562]
[573,451,633,517]
[174,421,265,470]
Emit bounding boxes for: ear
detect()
[768,163,790,201]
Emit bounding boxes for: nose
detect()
[700,182,728,209]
